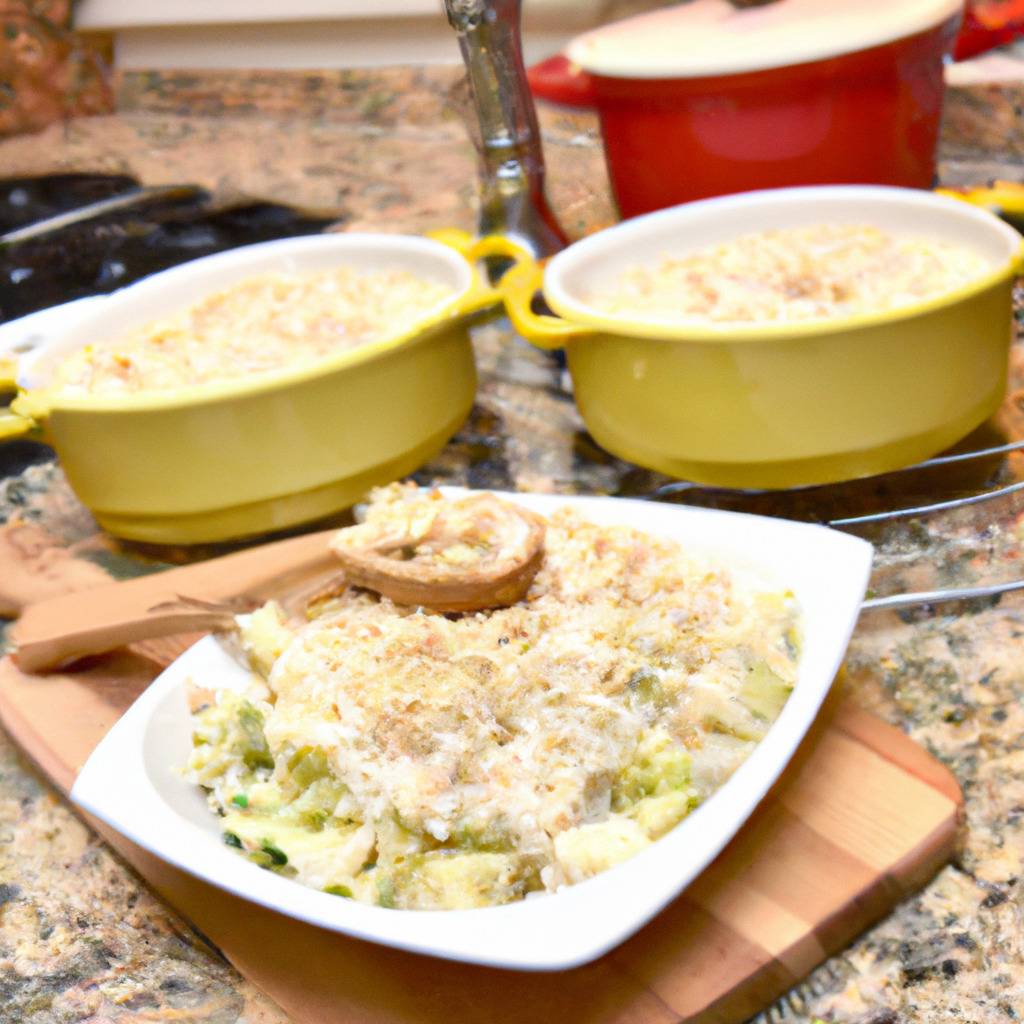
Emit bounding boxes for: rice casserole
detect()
[51,266,454,397]
[590,223,990,324]
[186,485,802,910]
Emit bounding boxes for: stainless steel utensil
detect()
[444,0,566,259]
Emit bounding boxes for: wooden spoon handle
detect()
[12,529,337,674]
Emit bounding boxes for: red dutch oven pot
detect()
[543,0,964,219]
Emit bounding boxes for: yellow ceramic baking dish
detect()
[0,231,522,544]
[501,185,1024,489]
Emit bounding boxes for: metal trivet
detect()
[630,433,1024,613]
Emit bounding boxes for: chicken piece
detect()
[330,490,545,612]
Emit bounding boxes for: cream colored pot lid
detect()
[567,0,963,80]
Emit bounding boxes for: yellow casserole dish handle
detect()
[497,257,592,351]
[429,231,592,347]
[939,183,1024,270]
[427,229,536,317]
[937,181,1024,214]
[0,358,35,441]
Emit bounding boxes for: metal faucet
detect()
[444,0,567,260]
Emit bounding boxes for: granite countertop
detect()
[2,63,1024,1024]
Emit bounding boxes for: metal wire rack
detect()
[632,433,1024,613]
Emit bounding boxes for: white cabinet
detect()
[74,0,610,68]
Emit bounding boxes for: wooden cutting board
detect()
[0,534,964,1024]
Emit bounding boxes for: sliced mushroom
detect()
[330,492,546,612]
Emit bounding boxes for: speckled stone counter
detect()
[2,66,1024,1024]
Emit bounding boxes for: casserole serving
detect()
[47,265,457,397]
[185,485,803,910]
[501,185,1024,490]
[0,232,513,544]
[71,489,873,969]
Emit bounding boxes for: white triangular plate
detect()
[72,491,872,971]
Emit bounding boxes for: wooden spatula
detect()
[11,529,340,674]
[11,493,550,674]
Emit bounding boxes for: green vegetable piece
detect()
[627,667,664,707]
[449,818,513,854]
[238,704,274,771]
[287,746,330,789]
[324,884,353,898]
[231,793,249,809]
[223,831,243,849]
[740,661,793,721]
[247,844,292,875]
[261,842,288,866]
[614,729,691,810]
[302,809,329,831]
[376,875,397,909]
[783,626,801,661]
